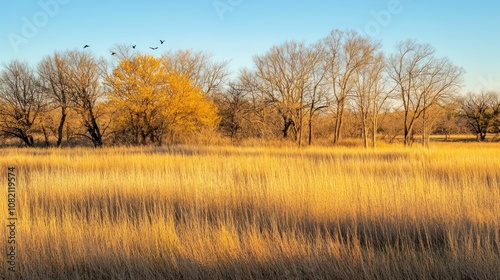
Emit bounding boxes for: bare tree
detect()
[379,110,405,144]
[38,52,72,147]
[238,68,278,139]
[215,82,253,141]
[388,40,464,146]
[162,49,230,97]
[353,51,391,148]
[243,40,320,143]
[460,91,500,141]
[432,100,466,141]
[0,60,46,146]
[322,30,380,145]
[305,42,330,145]
[65,50,108,147]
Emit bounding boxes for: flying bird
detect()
[132,45,136,49]
[160,40,165,44]
[150,47,158,50]
[111,52,117,55]
[83,45,90,49]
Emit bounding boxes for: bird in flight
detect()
[132,45,136,49]
[150,47,158,50]
[83,45,90,49]
[160,40,165,44]
[111,52,117,55]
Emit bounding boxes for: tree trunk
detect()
[371,117,377,149]
[480,131,487,141]
[297,124,303,147]
[422,108,429,148]
[56,106,67,147]
[282,116,294,139]
[361,112,368,148]
[87,111,103,147]
[27,135,34,147]
[19,132,34,147]
[333,101,345,145]
[403,111,415,147]
[298,93,304,148]
[404,124,414,147]
[308,115,313,146]
[42,125,50,147]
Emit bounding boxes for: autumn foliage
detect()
[106,54,219,145]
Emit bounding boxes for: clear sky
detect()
[1,0,499,93]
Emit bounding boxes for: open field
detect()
[1,143,500,279]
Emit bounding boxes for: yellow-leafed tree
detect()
[106,54,219,145]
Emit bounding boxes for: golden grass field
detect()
[1,143,499,279]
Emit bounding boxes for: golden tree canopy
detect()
[106,54,219,145]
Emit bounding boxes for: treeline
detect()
[1,29,499,148]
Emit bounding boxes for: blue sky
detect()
[1,0,499,92]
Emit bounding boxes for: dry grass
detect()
[1,143,499,279]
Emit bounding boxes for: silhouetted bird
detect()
[111,52,117,55]
[83,45,90,49]
[132,45,136,49]
[160,40,165,44]
[150,47,158,50]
